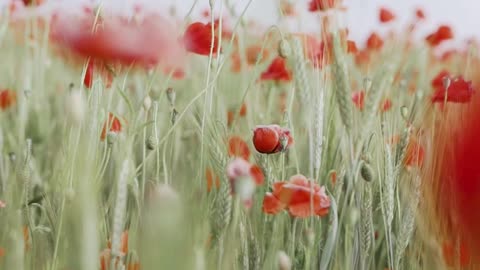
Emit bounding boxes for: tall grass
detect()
[0,1,468,270]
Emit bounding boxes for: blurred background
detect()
[3,0,477,46]
[161,0,477,44]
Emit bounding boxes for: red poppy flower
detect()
[347,40,358,54]
[431,70,450,89]
[415,8,425,20]
[250,165,265,185]
[51,12,185,68]
[431,76,474,103]
[260,57,292,82]
[228,136,251,160]
[308,0,339,12]
[352,90,365,110]
[183,22,220,56]
[0,89,16,110]
[381,99,392,112]
[262,174,330,218]
[425,25,453,47]
[367,32,384,50]
[100,113,123,141]
[253,125,293,154]
[379,7,395,23]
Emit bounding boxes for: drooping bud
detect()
[143,96,152,112]
[278,39,292,59]
[166,87,176,106]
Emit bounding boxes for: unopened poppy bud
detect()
[400,106,409,120]
[360,162,374,182]
[107,132,117,145]
[253,125,293,154]
[442,76,451,90]
[166,87,176,106]
[143,96,152,111]
[146,135,158,150]
[278,39,292,59]
[279,135,290,152]
[277,250,292,270]
[253,126,280,154]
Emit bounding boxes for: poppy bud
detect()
[400,106,409,120]
[442,76,451,90]
[253,125,293,154]
[146,135,158,150]
[143,96,152,111]
[166,87,176,106]
[253,126,280,153]
[360,161,375,182]
[278,39,292,59]
[107,132,117,146]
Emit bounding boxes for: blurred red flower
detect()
[183,22,220,56]
[431,70,450,89]
[308,0,339,12]
[426,25,453,46]
[367,32,384,50]
[431,76,474,103]
[352,90,365,110]
[228,136,251,160]
[260,57,292,82]
[0,89,16,110]
[415,8,426,20]
[379,7,395,23]
[381,99,392,112]
[51,12,185,69]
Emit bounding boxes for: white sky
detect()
[161,0,479,45]
[4,0,478,45]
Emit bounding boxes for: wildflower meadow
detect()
[0,0,479,269]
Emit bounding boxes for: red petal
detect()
[262,192,284,214]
